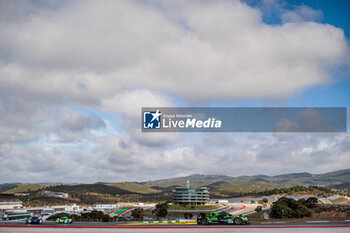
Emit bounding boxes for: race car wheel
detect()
[203,218,209,225]
[234,218,243,225]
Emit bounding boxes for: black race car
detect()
[26,216,43,224]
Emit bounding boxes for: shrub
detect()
[255,206,263,212]
[305,197,318,208]
[131,207,144,220]
[153,202,169,219]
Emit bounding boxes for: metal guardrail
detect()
[317,203,350,206]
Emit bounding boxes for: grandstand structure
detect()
[0,194,22,210]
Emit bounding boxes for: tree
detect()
[270,197,312,219]
[295,205,312,218]
[305,197,318,208]
[153,202,169,219]
[259,198,269,204]
[298,198,306,205]
[255,206,263,212]
[271,204,294,218]
[251,200,255,204]
[131,207,144,220]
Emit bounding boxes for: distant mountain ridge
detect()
[1,169,349,194]
[142,169,350,188]
[1,169,349,205]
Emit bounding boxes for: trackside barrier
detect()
[137,219,196,224]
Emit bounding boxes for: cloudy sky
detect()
[0,0,349,183]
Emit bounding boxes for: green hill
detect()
[253,169,350,186]
[0,183,21,193]
[143,169,350,188]
[19,183,150,206]
[207,180,275,190]
[5,184,43,193]
[330,182,350,191]
[210,181,276,197]
[143,174,235,188]
[2,169,349,203]
[144,180,216,189]
[49,184,131,195]
[106,182,160,194]
[309,169,350,185]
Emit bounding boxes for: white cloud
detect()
[0,0,348,102]
[0,0,349,182]
[1,133,349,183]
[281,5,323,23]
[101,89,179,146]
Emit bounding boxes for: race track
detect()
[1,221,350,233]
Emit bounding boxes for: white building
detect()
[42,191,69,198]
[217,200,229,206]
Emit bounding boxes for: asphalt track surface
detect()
[1,221,350,233]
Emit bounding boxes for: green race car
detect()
[197,212,249,225]
[56,217,73,224]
